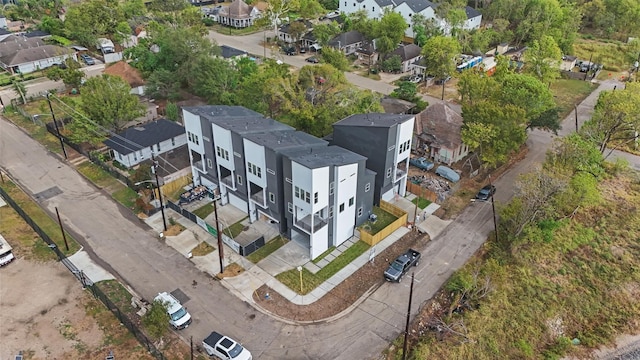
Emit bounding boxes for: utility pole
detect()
[213,193,225,273]
[402,272,415,360]
[574,104,578,132]
[152,154,167,232]
[441,80,445,100]
[46,93,67,159]
[584,53,593,81]
[488,174,499,244]
[55,207,70,251]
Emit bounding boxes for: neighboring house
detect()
[0,16,7,29]
[393,0,438,37]
[23,30,51,39]
[0,35,75,74]
[219,45,248,60]
[103,61,146,95]
[328,30,366,55]
[331,113,415,204]
[463,6,482,30]
[104,119,188,168]
[340,0,481,38]
[182,105,374,259]
[301,31,318,50]
[560,55,577,71]
[278,20,313,44]
[414,103,468,166]
[380,96,416,114]
[389,43,422,73]
[355,40,379,66]
[218,0,261,28]
[0,28,11,42]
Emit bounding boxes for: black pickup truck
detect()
[384,249,421,282]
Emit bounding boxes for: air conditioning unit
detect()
[368,214,378,223]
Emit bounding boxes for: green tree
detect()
[311,22,341,45]
[523,35,561,84]
[45,58,85,89]
[264,0,301,35]
[298,0,325,19]
[63,0,126,47]
[373,10,407,56]
[581,82,640,155]
[287,21,308,46]
[143,300,170,340]
[79,74,145,132]
[11,79,27,105]
[192,56,239,104]
[320,47,350,71]
[166,102,179,121]
[380,55,402,73]
[421,36,461,80]
[145,69,182,100]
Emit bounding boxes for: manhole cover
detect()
[34,186,62,201]
[170,288,190,304]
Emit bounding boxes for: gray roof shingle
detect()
[333,113,414,128]
[104,119,185,155]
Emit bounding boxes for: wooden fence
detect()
[406,182,438,203]
[360,201,408,246]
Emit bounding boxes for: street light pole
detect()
[152,154,167,232]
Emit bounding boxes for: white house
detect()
[0,35,75,74]
[104,119,187,168]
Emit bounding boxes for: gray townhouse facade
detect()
[182,106,375,259]
[331,113,415,204]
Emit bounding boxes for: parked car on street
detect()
[435,165,460,183]
[202,332,252,360]
[384,249,421,282]
[475,185,496,201]
[154,292,192,330]
[80,54,95,65]
[306,56,319,63]
[283,46,296,55]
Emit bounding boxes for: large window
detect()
[248,162,262,178]
[216,146,229,160]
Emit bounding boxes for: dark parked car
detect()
[306,56,319,63]
[283,46,296,55]
[475,185,496,201]
[80,54,95,65]
[409,157,434,171]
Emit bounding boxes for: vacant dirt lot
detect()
[0,259,105,359]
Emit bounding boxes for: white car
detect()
[154,292,192,329]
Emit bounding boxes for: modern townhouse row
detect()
[182,106,414,259]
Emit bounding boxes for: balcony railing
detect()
[193,160,204,172]
[250,191,266,207]
[295,213,327,234]
[220,175,234,189]
[396,168,407,179]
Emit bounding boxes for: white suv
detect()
[154,292,192,330]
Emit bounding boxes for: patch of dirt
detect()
[163,223,185,236]
[252,231,429,322]
[0,260,104,359]
[217,262,245,279]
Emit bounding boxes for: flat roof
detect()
[243,130,327,151]
[283,145,366,169]
[333,113,414,128]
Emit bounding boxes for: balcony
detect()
[396,168,406,179]
[220,175,234,189]
[295,213,327,234]
[193,160,205,172]
[250,191,266,207]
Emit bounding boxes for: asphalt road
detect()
[0,43,637,358]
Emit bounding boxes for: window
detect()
[156,143,161,152]
[358,207,363,217]
[118,153,122,160]
[305,191,310,204]
[314,192,318,204]
[344,1,346,5]
[248,162,262,178]
[207,159,213,168]
[286,177,292,184]
[365,182,370,192]
[349,197,354,206]
[237,175,243,185]
[267,168,276,175]
[288,202,293,213]
[171,137,175,146]
[329,206,334,218]
[386,168,392,178]
[269,192,275,203]
[388,145,395,152]
[216,146,229,160]
[295,186,300,199]
[188,132,192,142]
[329,182,335,195]
[339,203,345,212]
[133,152,137,161]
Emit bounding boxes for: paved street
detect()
[0,35,635,358]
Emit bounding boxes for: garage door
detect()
[228,193,248,212]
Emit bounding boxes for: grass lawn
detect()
[360,207,398,235]
[0,198,59,261]
[572,37,634,72]
[223,217,248,238]
[96,280,136,315]
[209,24,262,36]
[276,241,370,294]
[246,235,289,264]
[550,79,598,119]
[193,203,214,219]
[190,241,215,256]
[76,162,122,190]
[0,180,80,257]
[312,246,336,264]
[411,197,432,210]
[112,187,139,209]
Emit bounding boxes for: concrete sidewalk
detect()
[143,204,449,310]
